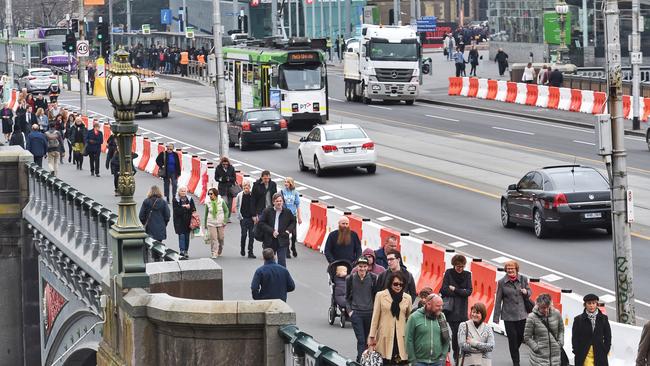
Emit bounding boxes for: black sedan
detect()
[501,165,612,238]
[227,108,289,151]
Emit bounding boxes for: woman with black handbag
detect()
[493,260,533,366]
[441,254,473,364]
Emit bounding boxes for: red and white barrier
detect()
[536,85,549,108]
[514,83,528,105]
[144,140,159,174]
[360,220,384,251]
[132,135,144,166]
[495,80,508,102]
[476,78,489,99]
[296,196,312,243]
[460,77,470,97]
[178,152,193,188]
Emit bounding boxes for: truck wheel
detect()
[361,84,370,104]
[345,82,352,101]
[405,100,414,105]
[161,102,170,118]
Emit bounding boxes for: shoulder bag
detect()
[143,198,159,228]
[520,277,535,313]
[536,314,569,366]
[460,322,489,366]
[442,271,457,312]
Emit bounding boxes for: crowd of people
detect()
[126,43,208,76]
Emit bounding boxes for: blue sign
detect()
[161,9,172,25]
[270,89,281,109]
[416,16,436,32]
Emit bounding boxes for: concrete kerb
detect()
[417,97,647,138]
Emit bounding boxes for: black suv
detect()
[228,108,289,151]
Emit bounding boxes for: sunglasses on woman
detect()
[392,282,404,288]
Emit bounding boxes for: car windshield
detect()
[31,70,52,77]
[369,41,418,61]
[547,169,609,191]
[325,128,366,141]
[279,64,323,91]
[246,110,281,121]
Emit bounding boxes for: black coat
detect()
[172,196,196,234]
[138,196,170,241]
[572,310,611,366]
[155,151,182,177]
[548,70,564,87]
[18,113,37,133]
[323,230,362,264]
[257,207,295,249]
[214,164,236,196]
[252,179,277,214]
[440,269,473,322]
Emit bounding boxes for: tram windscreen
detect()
[278,64,323,91]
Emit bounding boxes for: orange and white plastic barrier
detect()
[144,140,158,174]
[536,85,549,108]
[495,80,508,102]
[151,143,164,177]
[344,212,364,242]
[178,152,193,188]
[459,77,470,97]
[132,135,144,166]
[193,158,209,197]
[296,196,312,243]
[476,78,489,99]
[467,259,497,322]
[399,234,424,284]
[360,219,384,250]
[303,201,327,251]
[416,242,446,293]
[514,83,528,105]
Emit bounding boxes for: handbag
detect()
[536,314,569,366]
[442,295,455,312]
[158,166,167,178]
[359,349,382,366]
[189,210,201,230]
[143,198,159,228]
[228,183,242,197]
[523,293,535,313]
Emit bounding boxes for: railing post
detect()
[53,180,64,230]
[90,202,102,262]
[40,172,51,221]
[58,183,70,236]
[82,198,93,256]
[99,208,112,267]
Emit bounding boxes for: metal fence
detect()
[187,60,212,84]
[279,325,360,366]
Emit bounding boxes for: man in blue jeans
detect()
[345,256,377,362]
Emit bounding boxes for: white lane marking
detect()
[328,97,343,102]
[376,216,394,222]
[492,256,512,264]
[368,105,392,110]
[492,126,535,135]
[540,274,563,282]
[573,140,596,146]
[249,170,261,175]
[318,195,333,200]
[346,205,362,210]
[411,227,429,234]
[600,294,616,303]
[296,186,307,191]
[73,105,650,309]
[425,114,460,122]
[195,152,206,155]
[232,163,242,167]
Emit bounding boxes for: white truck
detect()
[343,25,423,105]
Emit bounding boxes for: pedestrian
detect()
[20,106,37,137]
[9,129,26,149]
[524,293,565,366]
[234,180,257,258]
[109,145,121,195]
[323,216,362,264]
[468,46,480,76]
[326,37,332,61]
[25,94,35,112]
[353,248,385,275]
[522,62,536,84]
[493,260,533,366]
[334,37,340,62]
[84,121,103,177]
[203,187,230,258]
[572,294,611,366]
[105,134,117,171]
[368,271,412,365]
[377,251,417,301]
[252,170,277,216]
[257,193,296,267]
[548,68,564,87]
[537,65,550,85]
[440,254,473,364]
[447,34,456,61]
[69,117,87,170]
[138,185,170,242]
[86,63,95,95]
[1,102,14,143]
[35,107,48,132]
[281,177,301,258]
[375,235,399,269]
[405,293,452,366]
[495,48,509,76]
[346,256,378,362]
[453,48,467,77]
[63,112,75,162]
[51,114,66,164]
[251,248,295,302]
[172,186,196,258]
[26,124,48,167]
[155,143,181,203]
[180,50,189,77]
[214,156,237,211]
[410,287,433,314]
[458,302,495,365]
[637,320,650,366]
[34,94,48,114]
[44,123,63,176]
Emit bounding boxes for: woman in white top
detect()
[204,187,229,258]
[458,302,495,366]
[522,62,536,84]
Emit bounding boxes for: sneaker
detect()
[211,254,217,259]
[247,253,256,259]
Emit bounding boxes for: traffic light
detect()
[96,23,108,42]
[62,31,76,53]
[250,0,259,7]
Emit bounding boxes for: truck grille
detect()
[375,69,413,82]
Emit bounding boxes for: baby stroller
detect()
[327,259,352,328]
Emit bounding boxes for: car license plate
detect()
[343,147,356,153]
[584,212,602,219]
[259,127,272,132]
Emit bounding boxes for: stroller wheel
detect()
[339,312,346,328]
[328,306,336,325]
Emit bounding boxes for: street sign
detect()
[416,16,436,32]
[161,9,172,25]
[96,57,106,78]
[627,189,635,223]
[18,30,26,38]
[76,40,90,57]
[142,24,151,35]
[186,26,195,39]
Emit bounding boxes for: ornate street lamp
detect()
[555,0,570,64]
[105,49,149,288]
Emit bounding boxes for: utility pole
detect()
[410,0,416,26]
[311,1,316,38]
[108,0,114,60]
[288,0,293,38]
[126,0,132,46]
[604,0,636,325]
[296,0,300,37]
[631,0,642,130]
[233,0,238,32]
[213,0,229,157]
[337,0,341,41]
[4,0,13,104]
[79,1,87,116]
[319,0,324,37]
[344,0,349,37]
[272,0,278,36]
[328,0,332,42]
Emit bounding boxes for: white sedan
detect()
[298,124,377,176]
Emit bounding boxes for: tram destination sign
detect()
[288,52,319,63]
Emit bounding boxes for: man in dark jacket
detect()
[251,248,295,302]
[375,235,399,269]
[84,121,103,177]
[252,170,277,215]
[572,294,611,366]
[346,256,378,362]
[34,94,48,114]
[494,48,509,76]
[155,143,182,203]
[548,68,564,87]
[377,250,417,300]
[257,193,296,267]
[17,106,37,136]
[26,124,48,167]
[323,216,362,264]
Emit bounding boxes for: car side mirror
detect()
[299,137,307,142]
[508,184,518,191]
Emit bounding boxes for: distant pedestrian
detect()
[84,121,103,177]
[9,129,26,149]
[410,286,433,314]
[444,34,456,61]
[377,251,417,301]
[375,235,399,269]
[281,177,301,258]
[109,145,121,194]
[323,216,362,265]
[235,181,257,258]
[638,320,650,366]
[522,62,536,84]
[458,302,495,365]
[44,123,63,176]
[346,256,378,362]
[172,186,196,258]
[105,134,117,171]
[214,156,237,211]
[139,185,171,242]
[69,117,87,170]
[454,48,467,77]
[493,260,533,366]
[1,103,14,143]
[537,65,550,85]
[252,170,277,216]
[441,254,473,364]
[87,63,96,95]
[468,46,480,76]
[524,293,565,366]
[251,248,295,302]
[204,187,229,258]
[36,107,48,132]
[353,248,385,275]
[495,48,509,76]
[327,37,333,61]
[155,143,181,203]
[26,124,48,167]
[572,294,611,366]
[257,193,296,267]
[548,68,564,87]
[368,271,412,365]
[335,37,341,61]
[405,293,451,366]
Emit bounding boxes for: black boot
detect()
[240,247,245,257]
[247,252,256,259]
[286,247,292,258]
